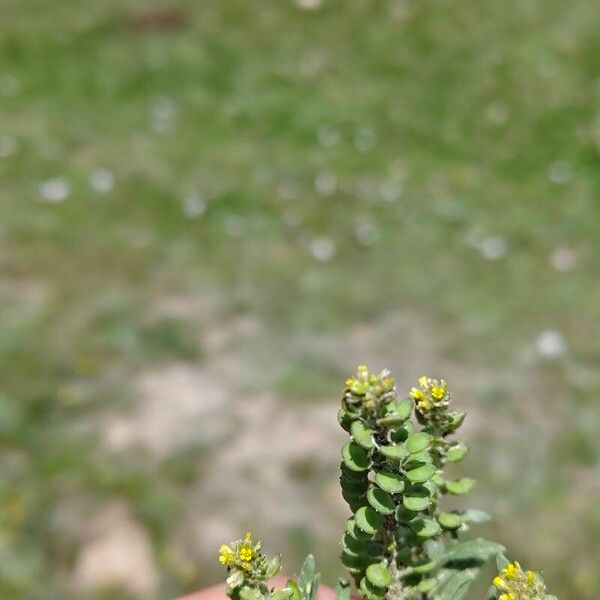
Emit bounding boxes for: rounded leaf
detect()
[351,421,375,450]
[355,506,383,535]
[340,463,369,482]
[379,444,408,461]
[366,563,392,588]
[367,486,395,515]
[437,512,463,530]
[395,505,417,524]
[445,478,475,495]
[374,471,405,494]
[340,477,369,494]
[390,425,411,443]
[346,517,373,541]
[405,463,436,484]
[410,517,441,538]
[337,408,356,432]
[406,432,431,454]
[403,487,432,512]
[416,578,436,593]
[359,577,386,600]
[447,441,468,463]
[342,441,371,472]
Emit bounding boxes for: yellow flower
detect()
[241,561,252,571]
[493,576,508,590]
[410,387,423,400]
[431,380,447,400]
[219,544,234,565]
[503,562,519,580]
[239,532,254,562]
[526,570,535,586]
[240,546,253,561]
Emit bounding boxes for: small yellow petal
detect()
[493,577,507,590]
[418,375,428,387]
[410,387,423,400]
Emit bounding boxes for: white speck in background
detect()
[354,127,377,152]
[295,0,323,10]
[535,329,566,359]
[317,124,340,148]
[310,237,336,262]
[89,169,115,194]
[549,247,578,272]
[223,215,246,238]
[182,194,207,219]
[379,179,402,203]
[485,101,509,126]
[547,160,572,184]
[277,178,300,200]
[149,95,177,134]
[479,236,508,261]
[354,218,380,247]
[39,177,70,203]
[314,171,337,197]
[0,135,17,158]
[0,73,20,97]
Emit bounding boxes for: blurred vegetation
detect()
[0,0,599,599]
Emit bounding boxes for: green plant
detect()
[219,366,557,600]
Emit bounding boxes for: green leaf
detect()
[486,585,499,600]
[266,554,283,578]
[390,424,412,443]
[337,408,356,432]
[340,476,369,494]
[447,441,468,463]
[346,517,373,541]
[438,512,463,530]
[365,563,392,588]
[342,441,371,472]
[444,412,466,434]
[407,560,438,575]
[411,517,442,538]
[287,580,302,600]
[342,534,382,559]
[241,587,265,600]
[351,421,375,450]
[402,486,432,512]
[406,432,431,454]
[355,506,383,535]
[379,444,408,461]
[340,463,369,482]
[462,509,491,524]
[367,486,396,515]
[374,471,405,494]
[334,579,351,600]
[495,552,510,570]
[429,567,479,600]
[445,478,475,495]
[270,589,294,600]
[377,398,413,426]
[407,451,433,464]
[440,539,506,565]
[416,578,437,593]
[405,462,436,484]
[359,576,387,600]
[299,554,320,600]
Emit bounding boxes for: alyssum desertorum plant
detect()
[218,366,557,600]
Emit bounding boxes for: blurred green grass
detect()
[0,0,599,598]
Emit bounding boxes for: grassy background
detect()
[0,0,599,598]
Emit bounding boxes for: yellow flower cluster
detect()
[218,532,255,571]
[345,365,395,398]
[492,561,546,600]
[410,375,449,411]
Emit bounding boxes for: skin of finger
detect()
[175,577,336,600]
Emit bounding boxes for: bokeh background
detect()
[1,0,599,598]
